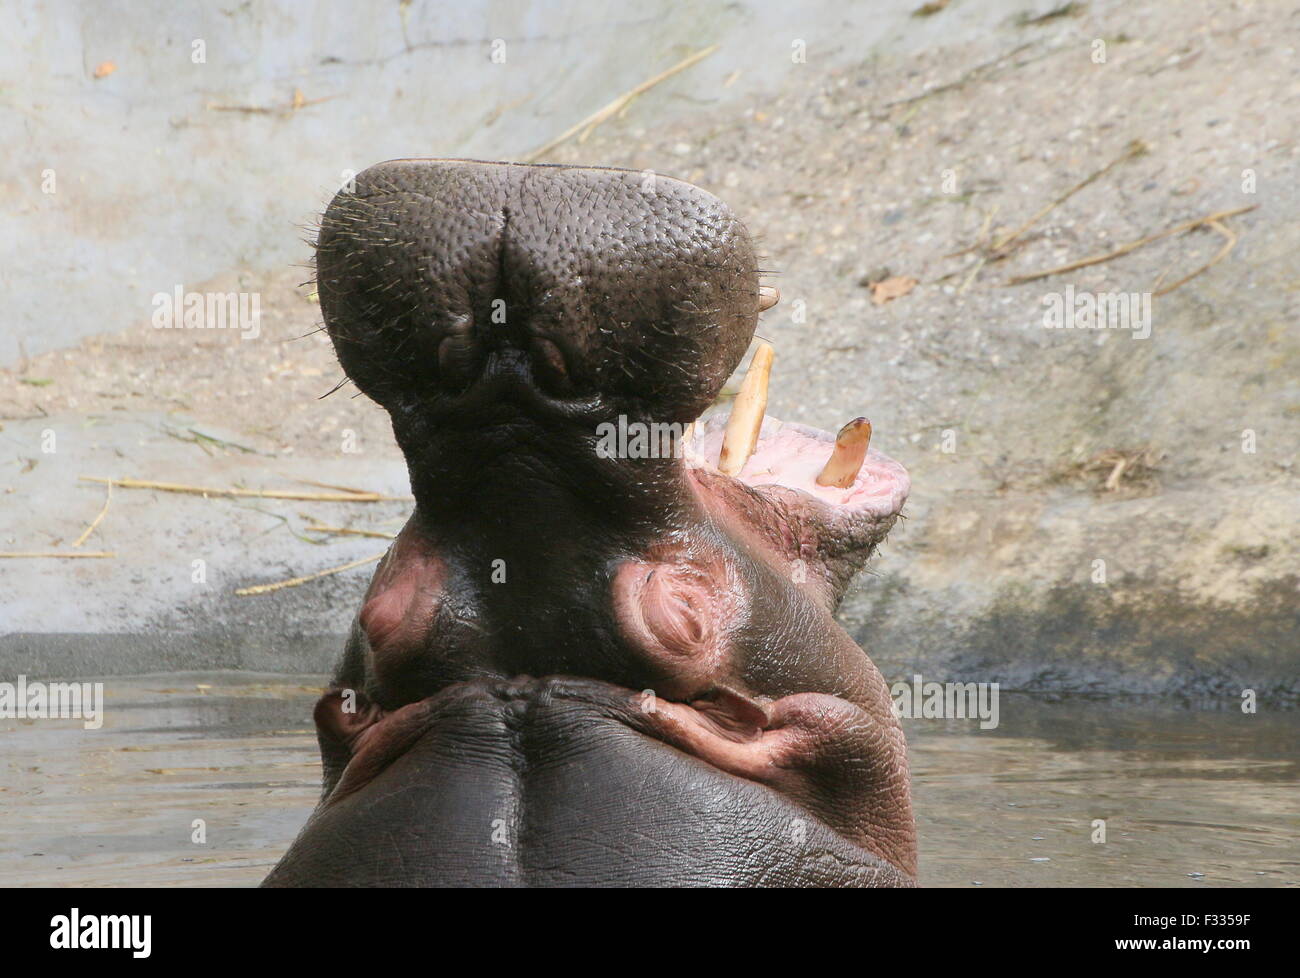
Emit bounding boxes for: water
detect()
[2,675,1295,887]
[0,675,322,887]
[910,695,1299,887]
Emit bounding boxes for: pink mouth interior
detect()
[688,413,910,518]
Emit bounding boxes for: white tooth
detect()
[758,285,780,311]
[816,418,871,488]
[718,342,773,476]
[680,421,696,456]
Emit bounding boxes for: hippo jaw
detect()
[271,159,917,887]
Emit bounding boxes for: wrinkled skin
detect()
[264,160,916,887]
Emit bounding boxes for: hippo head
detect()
[265,160,915,887]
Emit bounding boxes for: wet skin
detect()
[263,160,916,887]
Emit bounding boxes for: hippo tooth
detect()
[815,417,872,488]
[718,341,774,476]
[758,285,780,311]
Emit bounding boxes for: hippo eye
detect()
[437,332,481,389]
[529,336,574,395]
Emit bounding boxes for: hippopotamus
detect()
[263,159,916,887]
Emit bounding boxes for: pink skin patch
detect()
[358,522,446,678]
[689,415,909,518]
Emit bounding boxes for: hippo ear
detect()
[314,689,384,791]
[315,687,378,736]
[610,551,745,699]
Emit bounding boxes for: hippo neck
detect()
[404,446,702,563]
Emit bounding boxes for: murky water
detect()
[0,675,322,887]
[2,674,1295,887]
[910,695,1299,887]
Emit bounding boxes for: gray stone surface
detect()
[3,0,1036,364]
[0,413,406,677]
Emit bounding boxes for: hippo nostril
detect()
[529,336,574,395]
[437,332,481,387]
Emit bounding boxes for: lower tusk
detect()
[758,286,780,312]
[816,418,872,488]
[718,342,774,476]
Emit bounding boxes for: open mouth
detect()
[688,412,910,519]
[680,339,910,524]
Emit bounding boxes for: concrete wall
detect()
[2,0,1032,363]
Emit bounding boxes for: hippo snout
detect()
[315,159,759,423]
